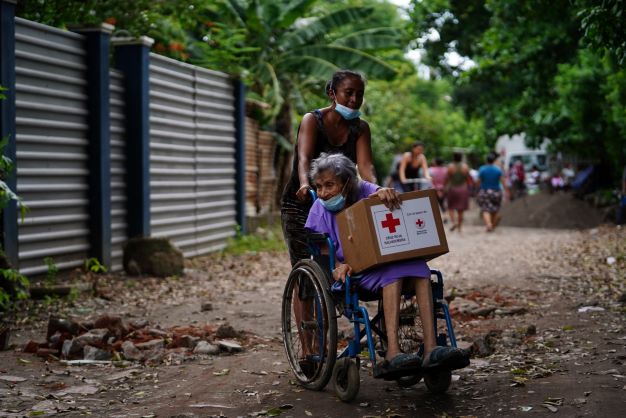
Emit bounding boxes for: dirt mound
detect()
[499,191,605,229]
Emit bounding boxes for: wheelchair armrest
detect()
[307,232,329,244]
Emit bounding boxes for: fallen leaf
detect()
[213,368,230,376]
[0,375,27,383]
[542,404,558,413]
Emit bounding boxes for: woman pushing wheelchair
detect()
[304,152,469,378]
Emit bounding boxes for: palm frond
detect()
[332,27,404,50]
[277,0,317,28]
[220,0,246,27]
[276,55,339,80]
[289,45,398,79]
[279,7,375,49]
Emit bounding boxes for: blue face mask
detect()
[334,103,361,120]
[319,181,348,212]
[320,193,346,212]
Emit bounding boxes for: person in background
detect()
[476,152,509,232]
[398,142,431,192]
[429,157,448,222]
[445,152,474,233]
[385,153,405,192]
[527,164,541,194]
[509,160,526,200]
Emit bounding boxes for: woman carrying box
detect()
[304,152,469,378]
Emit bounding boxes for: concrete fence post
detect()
[112,37,154,239]
[71,23,115,268]
[234,79,246,234]
[0,0,17,267]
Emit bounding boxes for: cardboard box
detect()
[336,189,448,273]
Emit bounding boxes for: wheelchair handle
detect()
[308,188,317,201]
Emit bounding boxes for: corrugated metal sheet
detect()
[109,69,127,272]
[14,18,90,276]
[149,54,236,257]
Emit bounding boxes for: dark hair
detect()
[412,141,425,149]
[452,152,463,162]
[434,157,444,166]
[310,152,360,206]
[486,152,498,164]
[328,70,366,94]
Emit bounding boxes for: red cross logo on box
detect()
[416,218,425,229]
[381,213,401,233]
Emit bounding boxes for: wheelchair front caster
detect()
[332,357,360,402]
[424,369,452,394]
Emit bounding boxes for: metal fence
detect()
[14,18,91,276]
[149,54,237,258]
[109,69,127,272]
[5,14,242,275]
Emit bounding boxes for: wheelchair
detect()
[281,230,460,402]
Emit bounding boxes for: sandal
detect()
[373,353,422,380]
[422,346,470,371]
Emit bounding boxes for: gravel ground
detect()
[0,201,624,417]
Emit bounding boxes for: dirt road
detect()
[1,213,624,417]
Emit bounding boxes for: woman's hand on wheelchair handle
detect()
[370,187,401,210]
[296,184,311,201]
[333,263,352,283]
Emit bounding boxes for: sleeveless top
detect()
[449,162,467,187]
[404,156,421,179]
[282,109,360,202]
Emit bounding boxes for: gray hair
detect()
[309,153,360,204]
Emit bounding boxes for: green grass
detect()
[223,224,287,256]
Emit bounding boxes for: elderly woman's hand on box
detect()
[369,187,401,210]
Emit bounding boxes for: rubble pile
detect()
[447,287,535,320]
[22,314,245,364]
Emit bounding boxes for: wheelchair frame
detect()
[281,230,460,401]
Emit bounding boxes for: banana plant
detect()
[221,0,404,129]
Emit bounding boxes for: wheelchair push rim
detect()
[281,259,337,391]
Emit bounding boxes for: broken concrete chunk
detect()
[121,340,144,361]
[135,339,164,350]
[74,328,110,346]
[217,340,243,353]
[93,315,128,338]
[215,324,240,339]
[83,345,113,361]
[193,341,220,355]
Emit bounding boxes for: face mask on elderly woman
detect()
[319,181,348,212]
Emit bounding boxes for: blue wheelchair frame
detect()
[307,233,458,368]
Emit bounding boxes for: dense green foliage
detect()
[410,0,626,182]
[365,72,486,178]
[0,90,29,312]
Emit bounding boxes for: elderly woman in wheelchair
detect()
[281,152,469,401]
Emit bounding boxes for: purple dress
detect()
[305,181,431,293]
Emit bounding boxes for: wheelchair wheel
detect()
[424,369,452,394]
[332,357,360,402]
[282,259,337,391]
